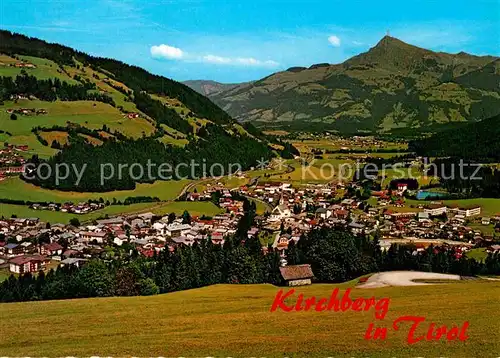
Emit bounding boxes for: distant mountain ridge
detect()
[182,80,252,97]
[205,36,500,133]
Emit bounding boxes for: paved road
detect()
[358,271,461,288]
[176,178,213,200]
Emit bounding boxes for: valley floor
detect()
[0,279,499,357]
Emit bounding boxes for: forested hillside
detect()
[182,80,250,97]
[0,30,232,124]
[409,114,500,162]
[0,30,286,191]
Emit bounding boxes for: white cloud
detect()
[328,35,341,47]
[150,44,184,59]
[235,57,279,67]
[201,54,279,67]
[150,44,279,67]
[352,40,364,46]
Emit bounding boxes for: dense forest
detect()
[0,72,115,105]
[23,123,274,191]
[409,114,500,162]
[133,91,192,134]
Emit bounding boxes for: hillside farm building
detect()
[279,264,314,286]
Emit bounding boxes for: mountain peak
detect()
[373,35,419,50]
[345,35,432,70]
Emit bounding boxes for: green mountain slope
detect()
[409,113,500,162]
[182,79,252,97]
[0,30,279,192]
[209,36,500,133]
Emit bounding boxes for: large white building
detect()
[270,205,292,222]
[424,205,447,216]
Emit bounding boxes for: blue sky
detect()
[1,0,499,83]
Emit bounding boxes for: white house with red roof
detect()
[9,255,48,274]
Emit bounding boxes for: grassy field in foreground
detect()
[0,281,498,357]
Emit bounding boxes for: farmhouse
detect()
[4,243,23,257]
[40,242,64,256]
[59,258,88,268]
[279,264,314,286]
[78,231,107,243]
[9,255,48,274]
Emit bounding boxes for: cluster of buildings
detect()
[0,178,498,277]
[0,193,250,274]
[0,145,27,181]
[0,146,26,180]
[6,108,47,116]
[30,201,106,215]
[12,62,37,69]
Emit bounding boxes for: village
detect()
[1,178,499,277]
[0,145,27,181]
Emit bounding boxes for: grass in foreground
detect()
[0,281,498,357]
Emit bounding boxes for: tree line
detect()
[409,114,500,162]
[2,225,500,303]
[0,72,115,105]
[286,228,500,282]
[429,159,500,198]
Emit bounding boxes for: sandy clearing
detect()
[358,271,461,288]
